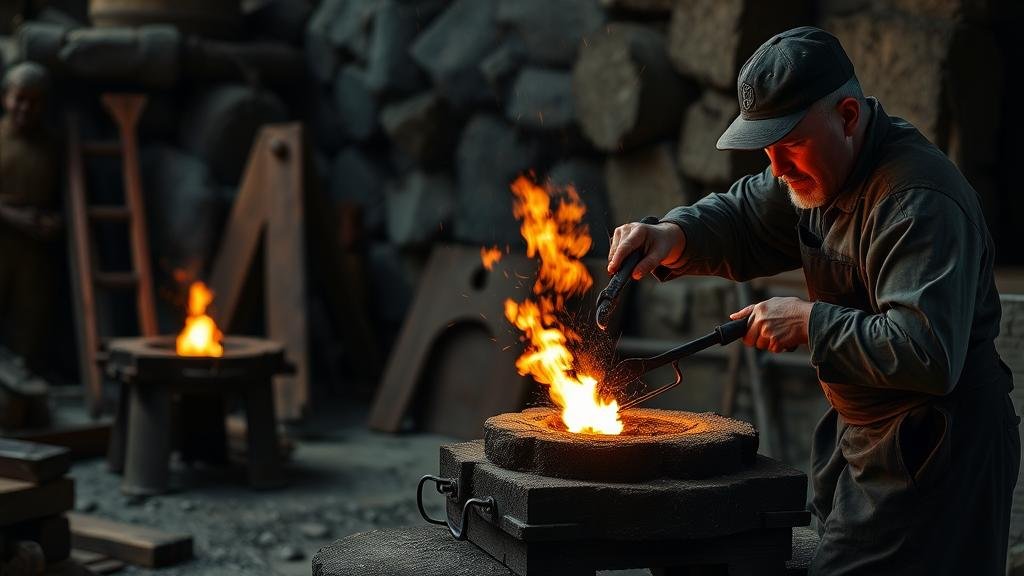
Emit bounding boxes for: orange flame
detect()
[176,282,224,357]
[480,245,503,270]
[504,175,621,435]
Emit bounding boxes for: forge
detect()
[483,407,758,482]
[411,407,809,575]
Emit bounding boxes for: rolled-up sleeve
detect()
[808,189,983,395]
[655,167,801,282]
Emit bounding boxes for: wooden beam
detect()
[0,477,74,528]
[67,513,192,568]
[0,438,70,483]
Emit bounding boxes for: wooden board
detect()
[0,438,71,483]
[67,512,192,568]
[10,514,71,563]
[0,477,74,528]
[10,420,112,460]
[209,123,310,421]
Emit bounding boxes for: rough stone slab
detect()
[480,39,527,89]
[667,0,810,91]
[824,12,953,145]
[312,524,514,576]
[326,0,379,60]
[305,0,344,82]
[385,172,455,248]
[483,407,758,482]
[0,438,70,484]
[574,23,693,152]
[888,0,994,22]
[366,0,429,94]
[547,159,612,258]
[333,65,377,141]
[678,89,768,185]
[441,440,806,541]
[380,91,456,168]
[410,0,499,107]
[505,67,575,130]
[178,84,288,185]
[328,147,386,234]
[605,143,691,225]
[495,0,606,66]
[453,115,541,245]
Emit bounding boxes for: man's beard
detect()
[779,177,827,209]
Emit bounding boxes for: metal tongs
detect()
[601,319,749,410]
[595,215,748,409]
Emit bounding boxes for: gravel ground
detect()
[67,404,452,576]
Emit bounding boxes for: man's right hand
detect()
[607,221,687,280]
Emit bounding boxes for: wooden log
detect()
[605,143,692,225]
[452,114,541,245]
[495,0,605,66]
[17,22,70,71]
[380,92,455,168]
[410,0,499,107]
[667,0,810,91]
[0,439,70,484]
[678,89,768,185]
[0,478,74,528]
[505,67,575,130]
[58,25,180,88]
[573,23,695,152]
[332,66,377,141]
[385,172,454,248]
[182,37,305,87]
[66,513,192,568]
[178,84,288,185]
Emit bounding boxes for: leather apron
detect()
[798,217,1020,575]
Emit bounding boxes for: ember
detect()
[502,174,622,435]
[479,245,502,270]
[176,281,224,357]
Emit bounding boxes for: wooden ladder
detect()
[66,94,158,417]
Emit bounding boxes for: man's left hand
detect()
[730,297,813,353]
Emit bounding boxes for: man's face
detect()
[2,83,45,133]
[763,102,857,210]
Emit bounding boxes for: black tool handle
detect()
[595,215,660,330]
[644,318,750,372]
[715,318,749,345]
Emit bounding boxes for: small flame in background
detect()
[480,245,503,270]
[499,174,623,435]
[176,282,224,357]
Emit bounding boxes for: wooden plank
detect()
[11,420,113,460]
[67,512,192,568]
[10,514,71,562]
[0,477,74,527]
[0,438,70,483]
[209,124,310,420]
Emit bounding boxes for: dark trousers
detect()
[809,362,1020,575]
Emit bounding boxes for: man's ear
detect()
[836,97,860,137]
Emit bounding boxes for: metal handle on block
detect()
[416,475,495,541]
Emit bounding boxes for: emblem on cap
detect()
[740,82,755,111]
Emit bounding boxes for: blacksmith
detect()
[0,62,61,370]
[608,26,1019,574]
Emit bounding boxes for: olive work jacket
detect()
[656,98,1003,426]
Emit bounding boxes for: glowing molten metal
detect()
[503,175,622,435]
[176,282,224,357]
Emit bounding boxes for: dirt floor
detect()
[67,401,650,576]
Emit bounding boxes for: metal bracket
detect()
[417,475,495,541]
[619,360,683,410]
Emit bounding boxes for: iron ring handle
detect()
[417,475,495,541]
